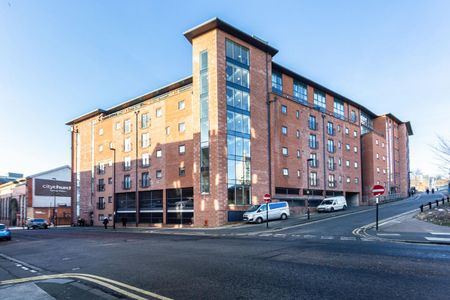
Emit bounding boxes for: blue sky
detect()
[0,0,449,176]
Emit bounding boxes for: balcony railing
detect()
[140,161,150,168]
[140,179,151,188]
[97,184,105,192]
[309,178,319,187]
[328,162,336,171]
[97,202,106,210]
[97,168,105,175]
[328,180,337,188]
[308,121,318,131]
[123,163,131,171]
[309,160,319,168]
[122,181,132,190]
[309,141,319,149]
[327,146,336,153]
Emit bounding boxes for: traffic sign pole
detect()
[376,197,379,231]
[264,194,270,229]
[372,185,385,231]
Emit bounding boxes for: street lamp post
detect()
[306,158,314,220]
[110,144,116,230]
[52,177,57,228]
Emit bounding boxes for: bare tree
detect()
[432,136,450,171]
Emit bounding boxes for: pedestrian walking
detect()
[121,217,127,227]
[103,217,109,229]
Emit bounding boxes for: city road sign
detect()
[372,185,385,196]
[264,193,271,203]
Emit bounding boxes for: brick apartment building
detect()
[67,18,413,227]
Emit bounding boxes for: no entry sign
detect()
[372,185,385,196]
[264,193,271,203]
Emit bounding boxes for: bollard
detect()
[307,208,310,220]
[429,202,432,209]
[436,200,439,207]
[420,204,423,212]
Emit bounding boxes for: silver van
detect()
[317,196,347,213]
[243,202,290,223]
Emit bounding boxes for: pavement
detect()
[354,192,450,245]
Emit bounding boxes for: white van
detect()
[317,196,347,213]
[243,202,290,223]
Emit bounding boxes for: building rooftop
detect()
[66,17,412,134]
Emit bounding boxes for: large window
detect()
[309,115,317,130]
[313,90,326,112]
[293,81,308,104]
[226,40,251,206]
[227,86,250,111]
[226,39,249,65]
[327,139,335,153]
[226,62,249,88]
[200,50,210,193]
[309,153,318,168]
[272,71,282,94]
[141,113,150,129]
[309,134,318,149]
[334,99,345,120]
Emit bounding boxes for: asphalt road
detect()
[0,193,449,300]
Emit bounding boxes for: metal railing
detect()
[419,196,449,212]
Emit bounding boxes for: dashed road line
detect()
[425,237,450,242]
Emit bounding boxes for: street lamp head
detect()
[109,142,115,150]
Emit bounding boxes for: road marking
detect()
[425,237,450,242]
[273,234,286,238]
[340,237,356,241]
[303,235,316,239]
[320,236,334,240]
[429,232,450,236]
[376,233,401,236]
[0,273,173,300]
[258,233,273,237]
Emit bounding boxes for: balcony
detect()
[122,181,132,190]
[97,202,105,210]
[328,180,337,188]
[309,160,319,168]
[309,141,319,149]
[140,161,150,168]
[309,178,319,187]
[123,163,132,171]
[97,168,105,175]
[308,121,318,131]
[328,163,336,171]
[97,184,105,192]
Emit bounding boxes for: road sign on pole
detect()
[372,185,385,197]
[263,194,270,228]
[372,185,384,231]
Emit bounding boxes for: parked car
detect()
[243,201,290,223]
[0,224,11,241]
[317,196,347,213]
[26,218,49,229]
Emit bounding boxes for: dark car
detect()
[26,218,49,229]
[0,224,11,240]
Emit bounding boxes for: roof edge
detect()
[66,76,192,126]
[184,17,278,56]
[26,165,71,179]
[272,62,378,118]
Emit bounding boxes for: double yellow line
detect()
[0,273,172,300]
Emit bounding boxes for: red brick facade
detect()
[67,18,412,226]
